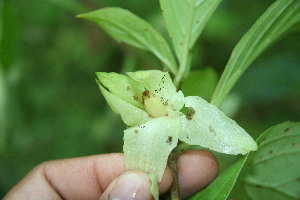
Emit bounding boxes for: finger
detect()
[178,149,218,199]
[4,150,218,200]
[4,153,172,200]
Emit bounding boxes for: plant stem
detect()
[0,68,7,154]
[168,142,191,200]
[168,150,180,200]
[173,1,195,88]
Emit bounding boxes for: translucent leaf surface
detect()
[189,155,248,200]
[211,0,300,107]
[96,72,145,109]
[96,80,150,126]
[179,96,257,155]
[159,0,223,63]
[78,8,177,74]
[243,122,300,199]
[124,116,180,181]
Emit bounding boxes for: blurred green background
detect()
[0,0,299,197]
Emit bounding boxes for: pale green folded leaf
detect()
[180,96,257,155]
[124,116,180,181]
[128,70,177,101]
[166,90,185,117]
[128,70,184,118]
[96,72,145,109]
[96,80,150,126]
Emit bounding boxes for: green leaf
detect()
[159,0,223,64]
[0,0,19,72]
[181,68,218,101]
[189,155,249,200]
[47,0,88,14]
[180,96,257,155]
[211,0,300,107]
[0,66,7,154]
[78,8,178,74]
[243,122,300,200]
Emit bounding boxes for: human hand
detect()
[4,150,218,200]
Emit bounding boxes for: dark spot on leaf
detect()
[196,20,199,24]
[134,130,138,134]
[209,126,216,134]
[259,155,263,160]
[284,127,290,133]
[126,86,130,91]
[185,107,195,120]
[292,143,296,146]
[180,42,183,46]
[133,95,139,101]
[144,28,148,32]
[142,90,150,104]
[297,177,300,182]
[186,136,189,139]
[255,185,262,188]
[142,90,150,98]
[166,136,173,145]
[269,150,273,154]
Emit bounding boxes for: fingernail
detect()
[100,172,153,200]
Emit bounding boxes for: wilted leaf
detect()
[179,96,257,155]
[124,116,180,181]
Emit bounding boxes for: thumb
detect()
[99,171,154,200]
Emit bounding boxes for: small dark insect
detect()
[133,95,139,101]
[209,125,216,135]
[166,136,173,145]
[142,90,150,98]
[284,127,290,133]
[269,150,273,154]
[185,107,195,120]
[142,90,150,104]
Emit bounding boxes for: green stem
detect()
[0,68,7,154]
[174,1,195,88]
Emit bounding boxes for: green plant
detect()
[78,0,300,199]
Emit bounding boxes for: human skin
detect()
[4,149,218,200]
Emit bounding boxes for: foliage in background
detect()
[0,0,299,199]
